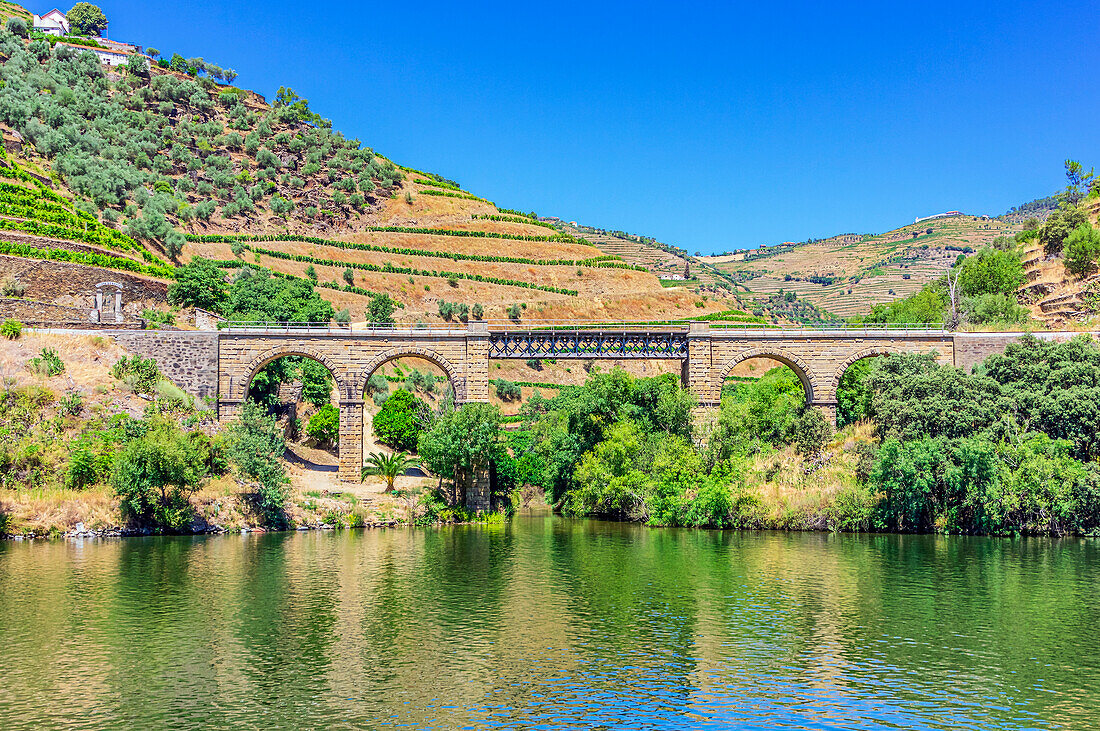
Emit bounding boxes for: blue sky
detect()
[94,0,1099,253]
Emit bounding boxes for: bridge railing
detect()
[216,320,948,334]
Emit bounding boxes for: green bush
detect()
[0,319,22,340]
[1063,224,1100,278]
[306,404,340,445]
[493,378,521,402]
[113,421,205,531]
[111,355,160,394]
[223,402,290,526]
[793,408,833,456]
[67,445,98,489]
[373,389,429,452]
[28,348,64,377]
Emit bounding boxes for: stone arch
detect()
[358,347,465,402]
[717,347,820,404]
[236,345,350,403]
[829,346,900,393]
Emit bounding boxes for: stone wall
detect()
[951,331,1099,372]
[109,330,219,401]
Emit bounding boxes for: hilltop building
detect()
[32,8,69,35]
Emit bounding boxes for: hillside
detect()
[0,10,747,327]
[700,214,1020,318]
[1018,196,1100,326]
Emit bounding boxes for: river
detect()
[1,515,1098,730]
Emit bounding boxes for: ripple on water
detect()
[0,521,1097,730]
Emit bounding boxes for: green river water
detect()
[1,515,1098,730]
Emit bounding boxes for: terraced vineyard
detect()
[557,223,726,291]
[703,214,1020,317]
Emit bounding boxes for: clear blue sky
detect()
[95,0,1099,254]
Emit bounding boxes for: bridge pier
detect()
[811,401,838,427]
[338,399,364,483]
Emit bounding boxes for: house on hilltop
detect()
[32,8,70,36]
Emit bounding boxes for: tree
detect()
[306,404,340,446]
[793,407,833,456]
[418,403,503,501]
[223,402,289,525]
[300,359,333,406]
[956,248,1025,297]
[125,54,149,77]
[342,267,354,286]
[362,451,420,492]
[1040,205,1088,256]
[1064,160,1094,206]
[223,69,238,85]
[1063,224,1100,278]
[167,257,228,312]
[372,389,429,452]
[5,17,27,36]
[368,293,396,326]
[113,420,205,530]
[67,3,108,36]
[146,48,160,59]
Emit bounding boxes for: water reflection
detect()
[0,517,1097,729]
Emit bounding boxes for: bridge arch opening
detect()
[359,351,460,491]
[832,350,893,428]
[242,351,346,467]
[717,351,816,406]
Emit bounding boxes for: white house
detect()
[58,42,132,67]
[32,8,70,36]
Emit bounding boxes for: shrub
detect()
[154,380,192,410]
[113,421,205,531]
[1,319,22,340]
[1063,224,1100,278]
[372,389,429,452]
[366,373,389,395]
[472,303,484,320]
[59,391,83,416]
[223,402,289,526]
[28,348,64,377]
[793,407,833,456]
[111,355,160,394]
[66,444,99,489]
[493,378,521,402]
[6,17,27,36]
[507,303,521,321]
[306,404,340,445]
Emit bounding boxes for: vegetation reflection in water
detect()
[1,516,1099,729]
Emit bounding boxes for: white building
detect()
[58,42,132,67]
[31,8,70,36]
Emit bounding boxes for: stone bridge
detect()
[106,323,1079,489]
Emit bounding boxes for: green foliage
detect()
[367,293,396,325]
[865,286,945,324]
[67,444,97,489]
[67,2,107,35]
[417,402,503,484]
[1040,205,1088,256]
[113,420,204,531]
[6,17,26,37]
[793,407,833,456]
[305,404,339,445]
[362,451,420,492]
[964,293,1029,325]
[0,319,21,340]
[956,247,1025,297]
[836,357,875,427]
[493,378,520,401]
[300,358,333,406]
[223,402,289,526]
[167,257,227,312]
[1063,224,1100,278]
[372,389,429,452]
[28,348,64,377]
[111,355,160,394]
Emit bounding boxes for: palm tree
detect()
[362,451,419,493]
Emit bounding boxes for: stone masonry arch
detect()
[237,345,351,403]
[716,347,821,405]
[828,346,900,394]
[358,347,466,401]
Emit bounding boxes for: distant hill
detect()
[700,214,1020,318]
[0,3,747,326]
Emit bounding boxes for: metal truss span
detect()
[488,330,688,359]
